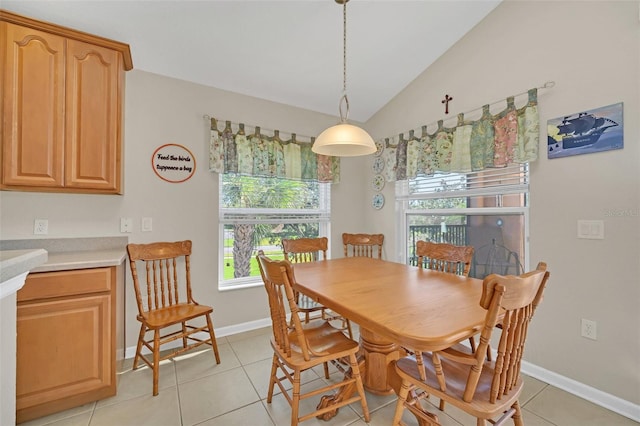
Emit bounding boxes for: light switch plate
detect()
[577,220,604,239]
[141,217,153,232]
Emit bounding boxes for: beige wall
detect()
[0,69,368,353]
[365,0,640,406]
[1,0,638,413]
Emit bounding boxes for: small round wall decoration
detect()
[152,143,196,183]
[372,193,385,210]
[373,156,385,174]
[372,174,385,191]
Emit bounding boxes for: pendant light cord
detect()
[339,0,350,123]
[342,0,347,95]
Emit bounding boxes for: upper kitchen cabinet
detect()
[0,10,133,194]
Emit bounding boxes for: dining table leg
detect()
[359,327,405,395]
[315,327,407,421]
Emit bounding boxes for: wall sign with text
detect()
[152,144,196,183]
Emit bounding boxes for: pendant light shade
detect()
[312,0,376,157]
[313,123,376,157]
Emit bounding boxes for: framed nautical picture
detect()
[547,102,623,159]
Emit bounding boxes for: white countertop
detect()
[0,249,48,282]
[0,249,48,299]
[31,249,126,273]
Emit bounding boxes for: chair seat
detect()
[273,320,359,367]
[396,350,523,419]
[139,303,213,328]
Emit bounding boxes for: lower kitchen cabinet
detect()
[16,267,117,423]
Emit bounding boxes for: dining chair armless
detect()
[256,251,370,426]
[282,237,352,339]
[413,240,476,389]
[342,233,384,259]
[416,240,474,277]
[126,240,221,396]
[392,264,549,426]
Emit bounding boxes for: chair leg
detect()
[349,353,370,422]
[392,376,411,425]
[181,322,188,348]
[430,352,447,411]
[323,362,330,379]
[205,314,221,364]
[133,323,146,370]
[266,354,278,403]
[512,401,524,426]
[152,329,161,396]
[291,370,301,426]
[345,319,354,340]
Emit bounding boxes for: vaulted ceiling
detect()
[2,1,501,122]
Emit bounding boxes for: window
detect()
[396,164,529,279]
[219,174,331,289]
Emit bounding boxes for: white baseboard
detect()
[521,360,640,423]
[124,318,640,423]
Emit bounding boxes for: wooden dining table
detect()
[292,256,487,398]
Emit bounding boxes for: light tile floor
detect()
[21,326,638,426]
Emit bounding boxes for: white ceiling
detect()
[2,0,501,122]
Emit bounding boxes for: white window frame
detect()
[218,174,331,291]
[394,164,530,272]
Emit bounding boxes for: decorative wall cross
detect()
[441,94,453,114]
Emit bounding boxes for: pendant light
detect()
[312,0,376,157]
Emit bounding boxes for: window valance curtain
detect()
[378,88,539,183]
[208,117,340,183]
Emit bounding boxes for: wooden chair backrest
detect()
[342,233,384,259]
[461,263,548,403]
[416,240,474,276]
[126,240,194,315]
[282,237,328,263]
[531,261,549,315]
[256,251,311,361]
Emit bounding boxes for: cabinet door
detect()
[65,39,122,193]
[1,22,65,188]
[16,294,114,421]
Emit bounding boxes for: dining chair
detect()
[282,237,352,339]
[404,240,478,410]
[256,251,370,426]
[342,233,384,259]
[414,240,476,384]
[416,240,474,277]
[492,262,550,353]
[392,264,549,426]
[126,240,221,396]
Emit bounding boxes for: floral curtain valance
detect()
[378,88,539,182]
[208,117,340,183]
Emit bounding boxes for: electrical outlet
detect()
[581,318,597,340]
[34,219,48,235]
[120,217,133,233]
